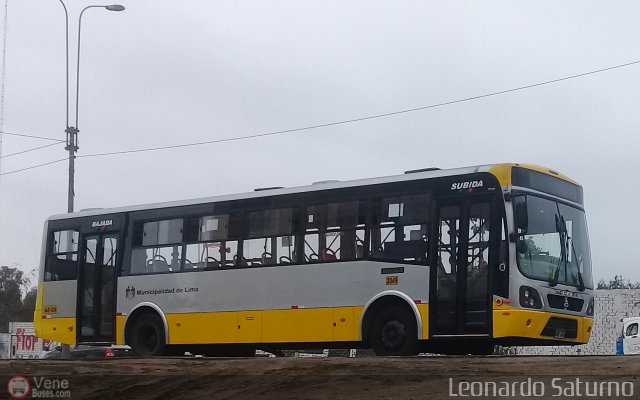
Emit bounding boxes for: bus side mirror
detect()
[515,201,528,231]
[516,239,529,254]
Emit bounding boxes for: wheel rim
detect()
[380,319,407,350]
[136,325,159,355]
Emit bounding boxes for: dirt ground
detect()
[1,355,639,400]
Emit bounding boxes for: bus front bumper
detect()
[493,307,593,344]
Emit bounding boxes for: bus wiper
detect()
[568,231,586,292]
[550,215,586,291]
[549,214,566,287]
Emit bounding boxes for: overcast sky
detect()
[0,0,639,284]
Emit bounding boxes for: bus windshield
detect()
[514,194,593,290]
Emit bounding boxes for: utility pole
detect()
[62,125,77,359]
[65,126,78,213]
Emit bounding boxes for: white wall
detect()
[0,333,9,359]
[8,321,51,359]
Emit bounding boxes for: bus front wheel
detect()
[130,313,166,357]
[370,305,419,356]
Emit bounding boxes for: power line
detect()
[0,158,67,176]
[76,59,640,160]
[0,130,65,142]
[0,142,64,159]
[2,59,640,176]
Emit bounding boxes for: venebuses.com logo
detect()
[7,376,71,399]
[7,376,30,399]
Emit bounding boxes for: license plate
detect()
[555,328,566,339]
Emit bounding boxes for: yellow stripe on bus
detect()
[39,303,428,347]
[165,307,357,345]
[114,304,429,346]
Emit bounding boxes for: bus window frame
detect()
[303,200,367,264]
[128,217,186,276]
[44,229,81,282]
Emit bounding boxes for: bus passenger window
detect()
[183,214,239,270]
[244,208,297,267]
[370,194,430,264]
[131,246,182,274]
[184,241,238,270]
[304,201,365,263]
[140,219,183,246]
[243,236,296,267]
[198,215,229,241]
[130,218,184,275]
[45,230,80,281]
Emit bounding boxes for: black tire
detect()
[370,305,419,356]
[129,313,166,357]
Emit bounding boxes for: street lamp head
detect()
[105,4,125,11]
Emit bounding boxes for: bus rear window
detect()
[45,230,79,281]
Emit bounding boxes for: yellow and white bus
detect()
[34,163,594,356]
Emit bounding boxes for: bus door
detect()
[77,233,119,343]
[432,197,493,336]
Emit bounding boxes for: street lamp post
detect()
[57,0,125,358]
[58,1,125,213]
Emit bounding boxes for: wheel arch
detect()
[123,302,169,345]
[360,290,423,343]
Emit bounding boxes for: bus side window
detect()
[183,214,239,270]
[130,219,183,275]
[45,230,80,281]
[184,241,239,270]
[131,246,182,274]
[370,194,430,264]
[304,201,365,263]
[243,208,297,267]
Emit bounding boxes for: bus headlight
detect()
[519,286,542,309]
[586,298,594,316]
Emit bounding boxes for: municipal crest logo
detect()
[125,285,136,299]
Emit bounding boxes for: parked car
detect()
[42,345,131,359]
[618,317,640,355]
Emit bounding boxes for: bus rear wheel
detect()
[130,313,166,357]
[370,305,419,356]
